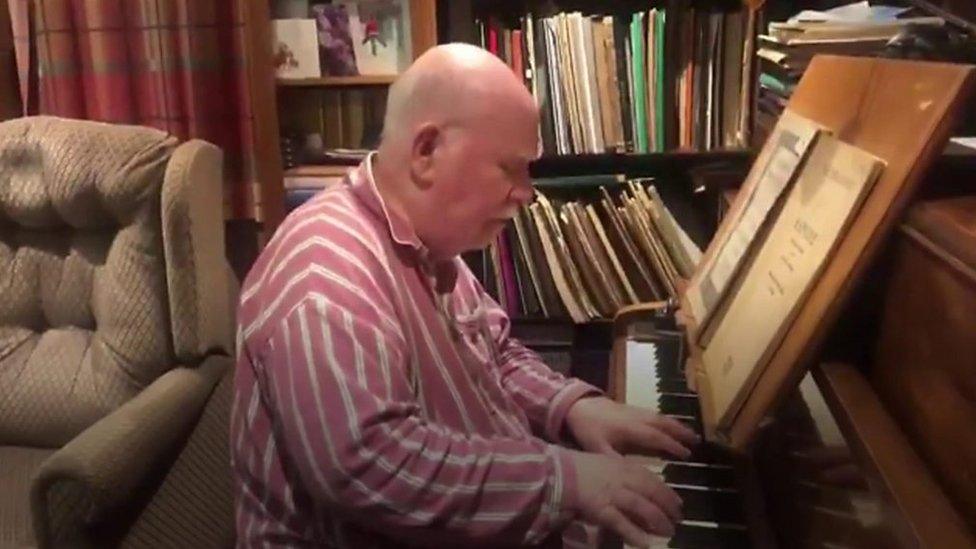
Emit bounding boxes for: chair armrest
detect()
[30,354,230,548]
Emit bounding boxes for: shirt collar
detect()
[348,152,458,293]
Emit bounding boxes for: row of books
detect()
[477,5,752,156]
[278,87,387,163]
[478,177,702,323]
[755,2,945,141]
[282,164,351,212]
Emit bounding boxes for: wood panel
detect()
[410,0,438,59]
[872,201,976,532]
[706,56,975,449]
[814,362,976,549]
[244,0,285,231]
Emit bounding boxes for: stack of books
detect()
[756,2,945,141]
[283,164,352,212]
[479,176,702,323]
[478,6,752,155]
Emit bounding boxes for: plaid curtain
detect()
[9,0,257,220]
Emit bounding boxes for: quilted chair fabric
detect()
[0,116,178,448]
[0,116,236,548]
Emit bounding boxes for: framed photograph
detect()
[272,19,322,79]
[338,0,411,75]
[312,4,359,76]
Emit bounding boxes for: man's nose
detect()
[508,183,535,206]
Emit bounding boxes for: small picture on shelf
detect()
[338,0,410,75]
[272,19,322,79]
[311,4,359,76]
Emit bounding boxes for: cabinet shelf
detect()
[277,75,397,88]
[529,149,754,178]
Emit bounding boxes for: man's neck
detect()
[369,153,411,228]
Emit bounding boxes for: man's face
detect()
[424,104,539,258]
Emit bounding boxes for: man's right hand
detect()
[569,450,682,547]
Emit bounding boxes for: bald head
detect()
[380,43,538,147]
[370,43,540,261]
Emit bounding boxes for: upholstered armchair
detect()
[0,117,237,548]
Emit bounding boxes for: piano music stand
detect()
[680,55,976,450]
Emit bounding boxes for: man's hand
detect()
[565,396,699,459]
[569,450,682,545]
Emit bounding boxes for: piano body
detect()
[600,8,976,545]
[609,188,976,549]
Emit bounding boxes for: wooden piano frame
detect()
[609,55,976,548]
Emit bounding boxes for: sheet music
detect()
[686,110,822,335]
[701,134,883,426]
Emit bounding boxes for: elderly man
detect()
[231,43,698,548]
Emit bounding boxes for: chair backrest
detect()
[0,116,233,449]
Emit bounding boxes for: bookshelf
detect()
[446,0,762,331]
[245,0,438,236]
[530,149,753,177]
[449,0,759,157]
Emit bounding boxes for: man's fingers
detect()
[629,425,693,460]
[612,487,675,537]
[597,505,651,548]
[623,466,683,524]
[653,416,700,446]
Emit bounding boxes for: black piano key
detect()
[668,415,700,434]
[673,486,744,524]
[658,377,690,394]
[686,443,732,465]
[654,355,684,379]
[650,337,684,378]
[659,394,701,418]
[668,521,752,549]
[664,463,737,489]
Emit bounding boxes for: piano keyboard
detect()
[623,331,752,549]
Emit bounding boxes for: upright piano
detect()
[609,189,976,548]
[601,5,976,547]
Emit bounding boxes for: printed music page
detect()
[686,110,822,336]
[701,134,884,429]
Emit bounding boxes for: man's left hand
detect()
[564,396,700,459]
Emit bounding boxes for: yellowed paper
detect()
[686,110,822,334]
[701,134,883,428]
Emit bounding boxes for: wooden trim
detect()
[243,0,285,232]
[277,75,397,87]
[611,301,668,338]
[409,0,438,59]
[813,362,976,549]
[720,58,976,450]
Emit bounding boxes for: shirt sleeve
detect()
[254,291,580,546]
[479,287,603,443]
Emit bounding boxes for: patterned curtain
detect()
[9,0,257,220]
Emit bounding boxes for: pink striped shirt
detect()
[231,155,601,547]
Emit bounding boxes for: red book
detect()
[511,29,524,85]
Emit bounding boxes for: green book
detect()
[654,10,667,152]
[630,13,648,153]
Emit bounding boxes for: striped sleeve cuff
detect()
[544,379,602,444]
[528,444,580,545]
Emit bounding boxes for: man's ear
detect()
[410,123,440,189]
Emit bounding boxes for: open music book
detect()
[699,133,884,428]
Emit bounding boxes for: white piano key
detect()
[625,340,661,410]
